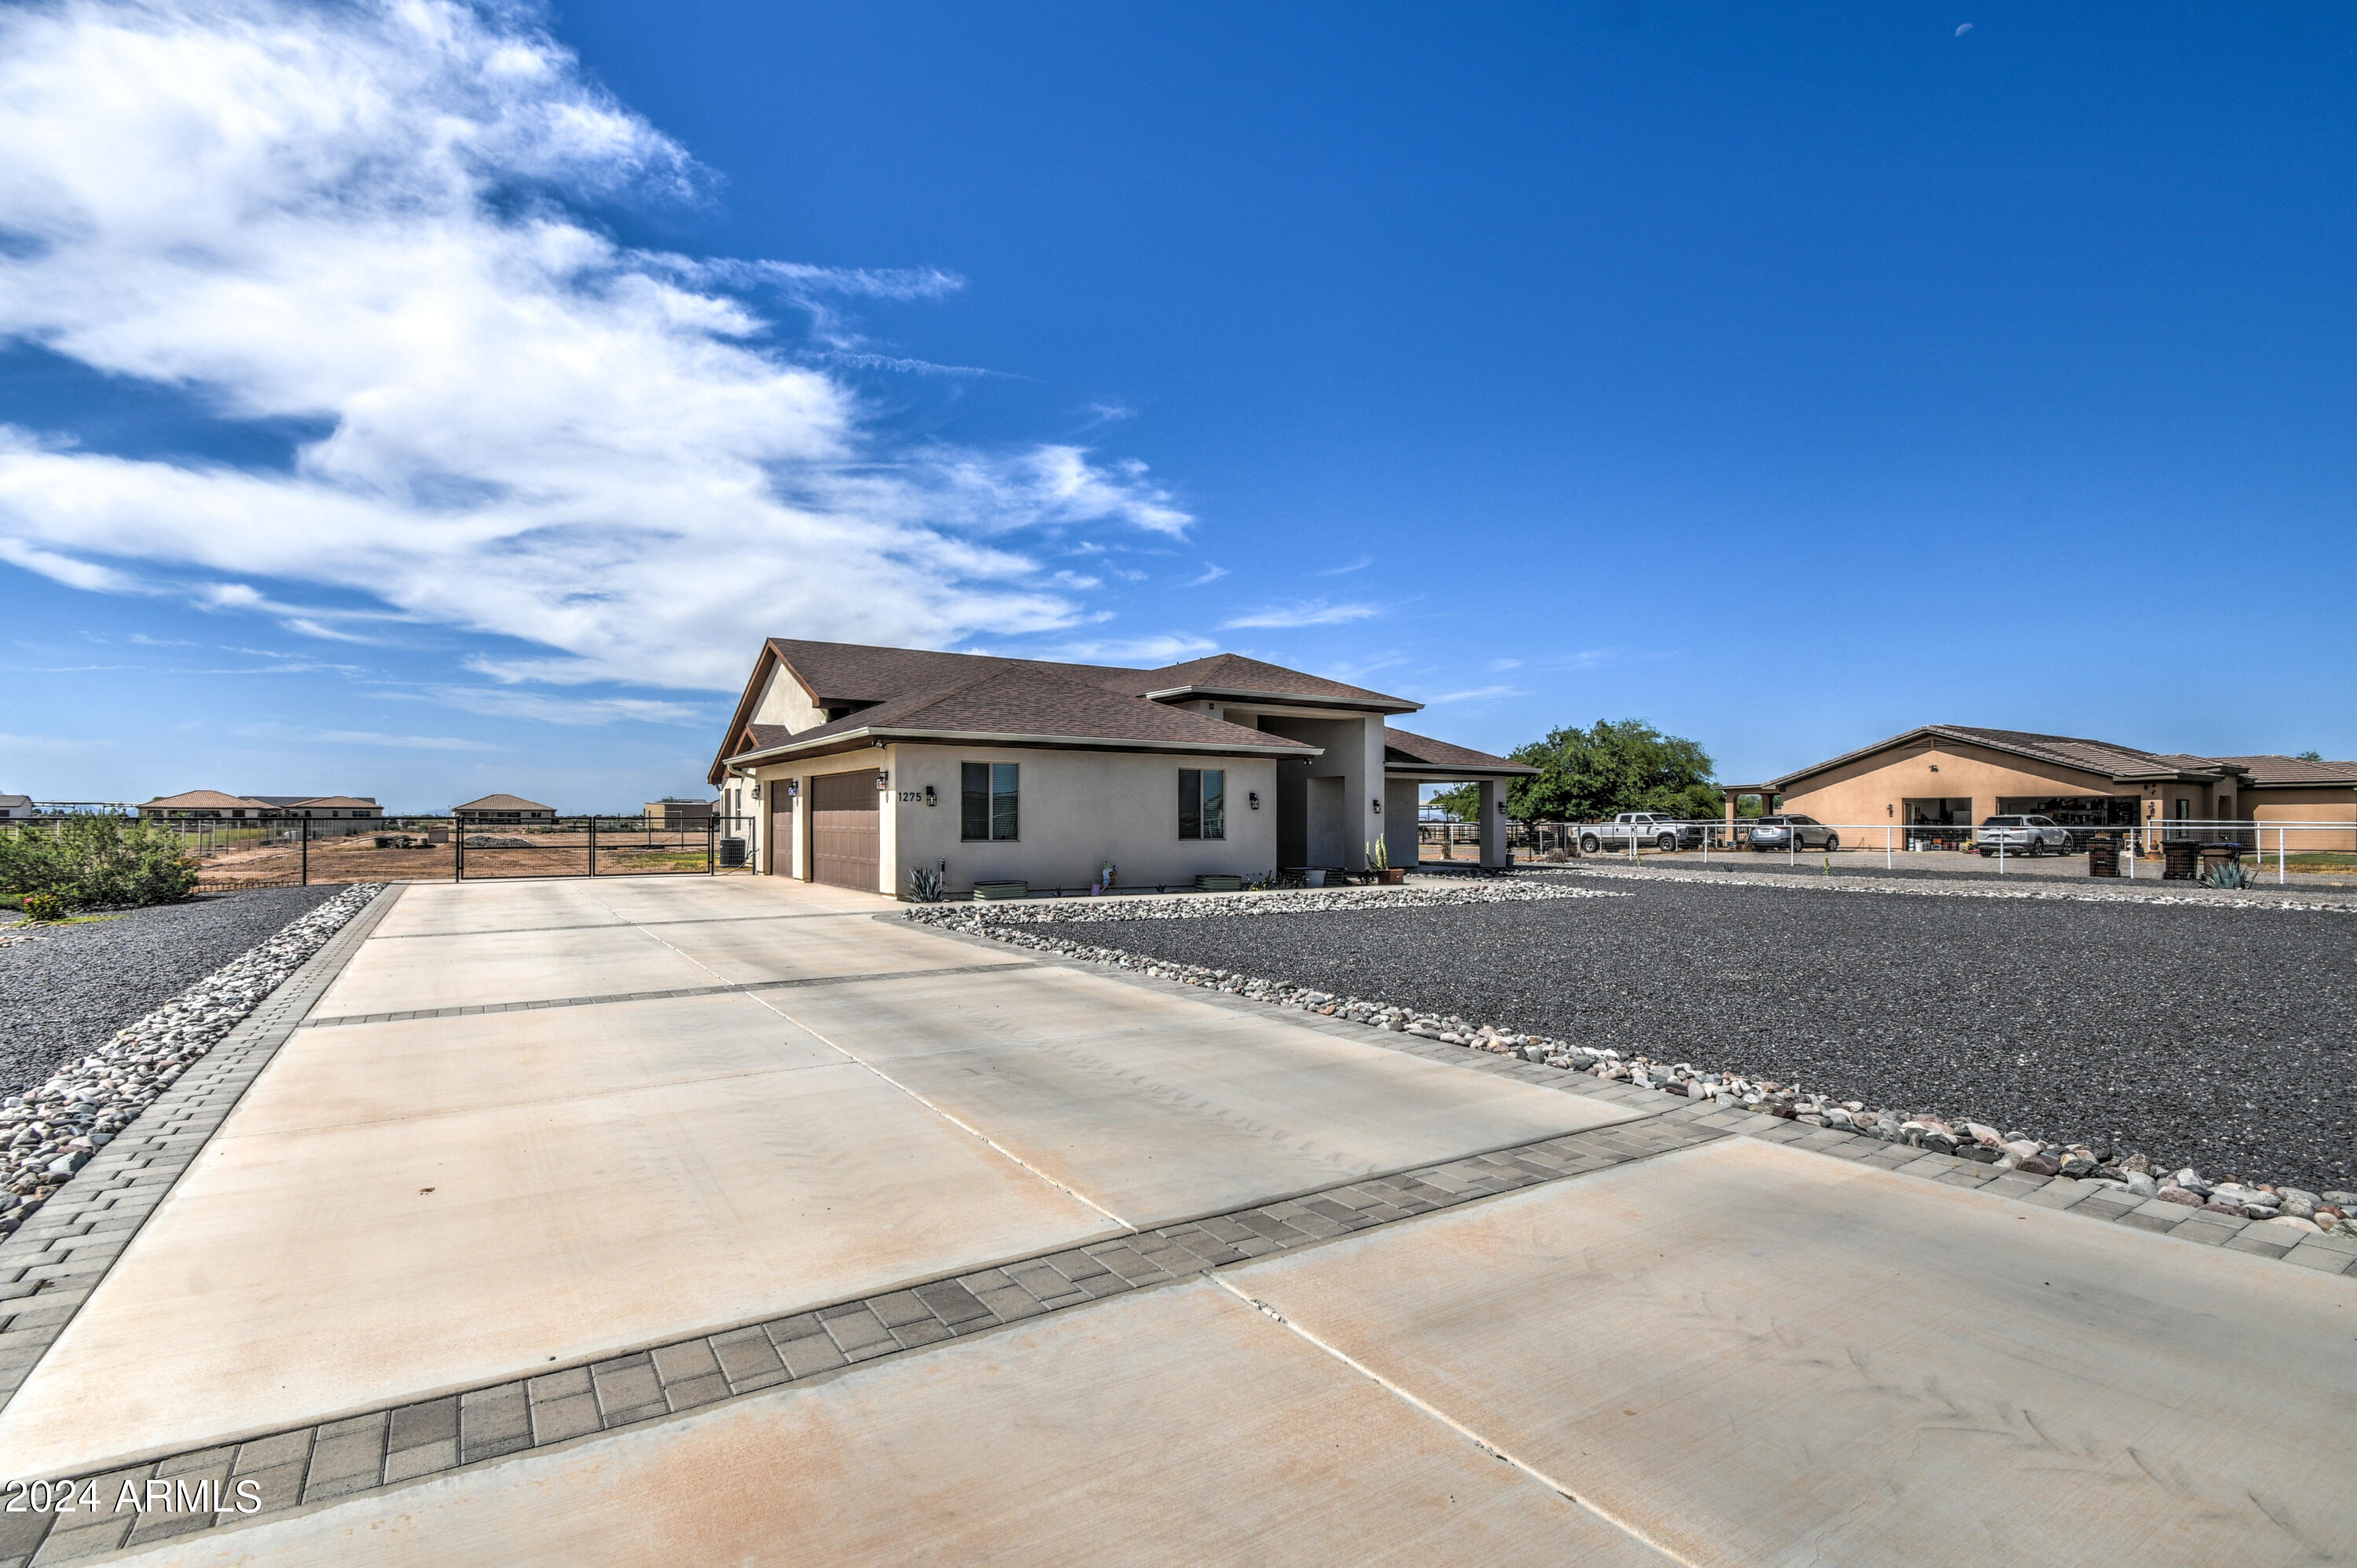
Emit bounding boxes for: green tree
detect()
[1432,719,1720,823]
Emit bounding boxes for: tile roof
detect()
[453,793,555,812]
[1382,727,1538,775]
[291,797,381,809]
[2213,755,2357,787]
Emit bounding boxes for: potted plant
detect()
[1366,839,1405,885]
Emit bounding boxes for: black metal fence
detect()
[3,813,761,892]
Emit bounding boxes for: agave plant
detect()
[2198,857,2252,891]
[907,863,946,903]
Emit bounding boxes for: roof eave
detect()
[1144,683,1421,715]
[724,726,1324,767]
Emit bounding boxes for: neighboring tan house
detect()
[1754,726,2357,850]
[643,798,717,829]
[453,794,557,826]
[0,794,35,820]
[141,790,280,820]
[706,639,1534,896]
[263,796,384,836]
[139,792,382,832]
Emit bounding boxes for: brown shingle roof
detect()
[713,639,1431,781]
[732,665,1318,761]
[1771,724,2254,790]
[1383,727,1538,775]
[453,793,554,812]
[141,789,273,811]
[2214,755,2357,787]
[291,797,380,810]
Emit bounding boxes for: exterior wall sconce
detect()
[1248,792,1260,810]
[924,784,937,808]
[750,780,761,801]
[1372,797,1382,815]
[1928,764,1940,772]
[876,769,890,788]
[1497,800,1508,815]
[783,779,798,800]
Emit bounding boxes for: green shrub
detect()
[20,891,68,922]
[0,817,200,909]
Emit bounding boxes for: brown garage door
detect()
[811,771,879,892]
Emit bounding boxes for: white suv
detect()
[1974,815,2072,857]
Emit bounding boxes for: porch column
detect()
[1479,780,1505,865]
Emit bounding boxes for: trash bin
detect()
[2087,835,2120,877]
[2161,840,2200,881]
[719,836,746,867]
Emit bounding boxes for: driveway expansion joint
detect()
[299,961,1039,1028]
[0,1115,1732,1563]
[0,885,405,1429]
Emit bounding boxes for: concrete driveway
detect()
[2,876,2352,1566]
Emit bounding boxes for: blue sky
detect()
[3,2,2353,810]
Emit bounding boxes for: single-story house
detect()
[1750,725,2357,850]
[0,794,35,820]
[643,798,717,829]
[138,792,382,833]
[453,794,557,826]
[706,639,1535,896]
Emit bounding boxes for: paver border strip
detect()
[0,1111,1733,1564]
[0,885,405,1423]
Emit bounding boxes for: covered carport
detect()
[1382,728,1539,869]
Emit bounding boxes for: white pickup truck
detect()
[1577,812,1703,854]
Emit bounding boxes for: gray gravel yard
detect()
[1085,879,2357,1190]
[0,886,342,1094]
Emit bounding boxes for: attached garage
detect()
[810,771,878,891]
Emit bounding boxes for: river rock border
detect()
[907,890,2357,1243]
[0,885,386,1237]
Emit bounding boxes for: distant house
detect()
[141,790,279,820]
[454,793,557,826]
[0,794,35,820]
[271,797,383,837]
[643,798,717,828]
[139,791,382,832]
[1756,726,2357,851]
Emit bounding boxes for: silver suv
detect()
[1973,815,2072,856]
[1746,815,1840,852]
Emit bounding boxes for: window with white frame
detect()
[1178,768,1225,840]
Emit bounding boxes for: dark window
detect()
[1179,768,1226,840]
[963,761,1018,841]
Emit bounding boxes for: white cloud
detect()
[1219,599,1380,630]
[1486,658,1523,672]
[318,729,503,752]
[421,686,709,727]
[1024,633,1218,665]
[0,0,1190,691]
[1181,562,1229,588]
[1312,554,1373,577]
[1428,685,1525,704]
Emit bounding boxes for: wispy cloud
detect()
[1219,599,1380,630]
[1486,658,1523,672]
[1182,562,1229,588]
[1428,685,1525,704]
[1025,633,1217,665]
[319,730,503,752]
[1313,554,1373,577]
[423,687,709,727]
[0,0,1191,691]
